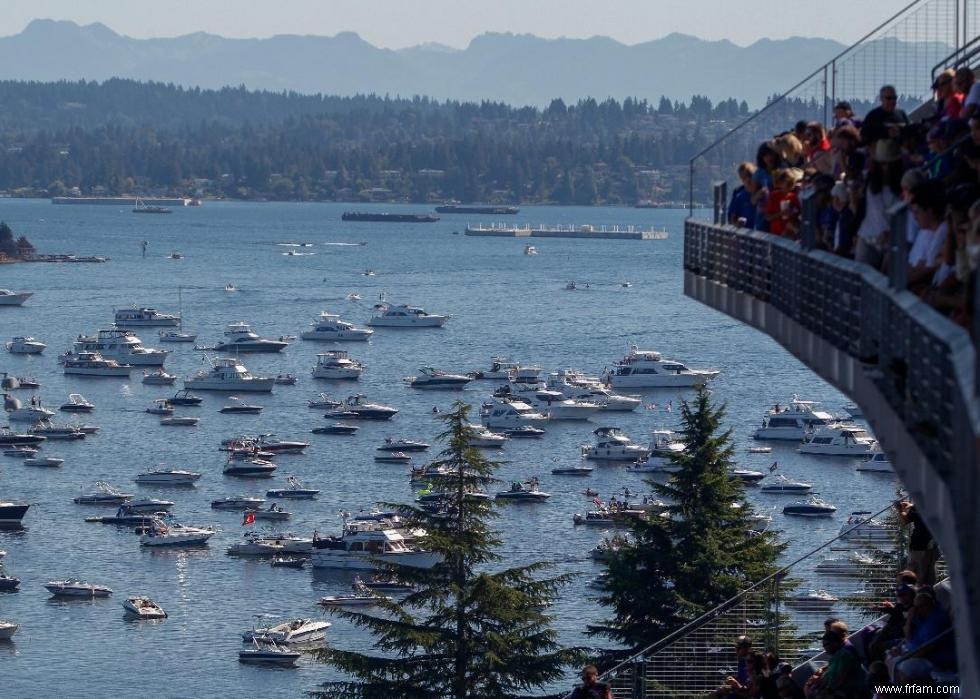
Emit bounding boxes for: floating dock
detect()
[464,224,669,240]
[52,197,195,206]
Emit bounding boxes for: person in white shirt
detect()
[907,181,948,289]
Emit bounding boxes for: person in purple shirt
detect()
[889,593,955,682]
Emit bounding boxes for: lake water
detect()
[0,200,896,697]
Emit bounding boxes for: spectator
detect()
[907,181,949,292]
[855,139,904,268]
[901,168,927,244]
[806,632,866,698]
[867,583,917,662]
[862,85,909,145]
[933,68,964,121]
[897,500,939,586]
[830,124,863,178]
[833,101,860,128]
[887,593,954,682]
[830,180,859,257]
[754,142,780,232]
[765,169,801,238]
[957,67,980,119]
[925,123,955,180]
[569,665,612,699]
[794,120,809,143]
[812,174,838,249]
[774,133,805,168]
[728,162,758,228]
[899,122,930,168]
[804,122,833,174]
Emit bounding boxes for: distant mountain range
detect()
[0,20,852,106]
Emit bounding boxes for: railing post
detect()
[799,186,817,251]
[713,181,728,225]
[689,160,695,216]
[831,59,837,115]
[887,201,909,290]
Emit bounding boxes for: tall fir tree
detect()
[595,387,784,650]
[314,402,573,698]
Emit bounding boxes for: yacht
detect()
[601,346,719,389]
[123,597,167,619]
[815,553,876,576]
[30,422,84,440]
[3,446,38,458]
[6,336,46,354]
[158,328,198,343]
[404,367,471,390]
[134,468,202,485]
[72,329,168,366]
[495,481,551,502]
[856,451,894,473]
[185,357,275,392]
[838,512,893,543]
[308,393,342,409]
[169,389,203,406]
[212,495,266,510]
[45,579,113,597]
[753,397,836,440]
[60,394,94,413]
[145,399,175,416]
[537,396,602,420]
[223,456,277,478]
[73,482,133,505]
[139,518,214,547]
[124,498,175,512]
[113,307,180,327]
[782,497,838,517]
[324,395,398,420]
[252,434,310,454]
[479,398,547,428]
[545,372,641,411]
[3,394,55,423]
[0,501,30,528]
[629,430,686,470]
[367,302,449,328]
[759,475,813,494]
[214,322,289,353]
[238,639,301,666]
[142,369,176,385]
[243,618,331,644]
[798,425,877,456]
[582,427,649,462]
[301,311,374,341]
[377,437,429,452]
[312,351,364,380]
[0,430,45,447]
[24,456,64,468]
[266,477,320,499]
[472,357,541,381]
[227,532,283,556]
[311,518,440,570]
[62,351,133,377]
[0,289,31,306]
[466,424,507,448]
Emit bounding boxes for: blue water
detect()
[0,200,896,697]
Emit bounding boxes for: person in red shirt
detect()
[765,169,801,238]
[933,69,963,120]
[804,121,833,173]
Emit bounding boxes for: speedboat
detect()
[6,336,46,354]
[134,468,202,485]
[251,434,310,454]
[270,556,306,568]
[317,594,390,607]
[45,579,113,597]
[124,498,175,512]
[472,357,542,381]
[466,424,507,448]
[353,575,414,594]
[0,428,46,447]
[12,375,40,389]
[227,533,283,556]
[3,446,38,458]
[838,512,893,543]
[753,396,836,440]
[62,351,133,377]
[798,425,877,456]
[24,456,64,468]
[185,357,275,392]
[158,328,198,343]
[72,329,169,366]
[536,396,602,420]
[308,393,342,409]
[785,590,839,609]
[503,425,546,438]
[238,638,301,666]
[759,475,813,494]
[114,307,180,327]
[142,370,176,385]
[729,469,766,483]
[311,519,440,570]
[0,501,30,529]
[0,573,20,592]
[146,399,175,416]
[545,371,641,411]
[524,244,537,255]
[856,451,894,473]
[551,464,594,476]
[3,394,55,423]
[169,389,203,405]
[582,427,649,462]
[601,346,719,389]
[139,518,214,546]
[74,482,133,505]
[212,495,266,510]
[84,506,158,527]
[301,311,374,341]
[225,283,238,293]
[312,351,364,380]
[0,289,32,306]
[325,395,398,420]
[405,367,471,390]
[243,618,331,644]
[375,452,412,464]
[123,596,167,619]
[572,508,642,527]
[377,437,429,452]
[220,401,263,414]
[29,422,84,440]
[266,477,320,499]
[479,398,547,428]
[312,423,359,435]
[367,302,449,328]
[214,322,289,353]
[274,374,297,385]
[815,553,876,576]
[223,457,277,478]
[633,430,686,470]
[249,506,291,522]
[495,481,551,502]
[782,497,837,517]
[60,393,94,413]
[160,416,199,426]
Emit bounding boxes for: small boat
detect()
[84,504,159,527]
[243,618,330,644]
[815,553,876,576]
[308,393,342,409]
[782,497,837,517]
[73,482,133,505]
[142,370,177,385]
[798,425,877,456]
[621,281,632,288]
[377,437,430,452]
[784,589,839,609]
[0,621,18,640]
[160,416,199,426]
[324,395,398,420]
[274,374,297,385]
[524,244,537,255]
[146,399,175,416]
[729,469,766,483]
[317,594,390,607]
[3,447,38,458]
[503,425,545,438]
[220,403,263,414]
[133,198,170,214]
[45,579,113,598]
[760,475,813,494]
[139,518,214,547]
[169,390,203,406]
[746,446,773,454]
[551,465,594,476]
[0,573,20,592]
[856,451,893,473]
[168,251,183,260]
[266,477,320,500]
[225,283,238,293]
[565,281,577,290]
[375,452,412,464]
[248,503,291,521]
[60,394,94,413]
[353,576,414,595]
[0,289,32,306]
[238,639,301,666]
[404,367,472,390]
[312,423,359,435]
[134,468,201,485]
[123,596,167,619]
[24,456,64,468]
[158,329,198,343]
[124,498,175,512]
[495,480,550,502]
[223,457,277,478]
[270,555,307,569]
[5,336,46,354]
[29,422,84,440]
[212,496,266,510]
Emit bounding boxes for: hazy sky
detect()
[2,0,910,48]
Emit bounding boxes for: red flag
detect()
[242,511,255,526]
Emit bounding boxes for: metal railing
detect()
[688,0,979,212]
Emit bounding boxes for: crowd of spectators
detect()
[728,67,980,335]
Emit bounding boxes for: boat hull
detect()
[0,293,32,306]
[301,330,372,341]
[367,317,448,328]
[64,366,133,377]
[604,373,714,389]
[311,550,440,570]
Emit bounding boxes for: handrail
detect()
[932,32,980,78]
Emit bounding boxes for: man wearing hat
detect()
[862,85,909,145]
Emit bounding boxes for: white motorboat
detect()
[324,395,398,420]
[856,451,894,473]
[223,457,277,478]
[838,512,893,543]
[377,437,429,452]
[524,244,537,255]
[114,307,180,327]
[0,501,30,528]
[160,416,199,426]
[249,504,291,521]
[139,517,214,546]
[537,396,601,420]
[367,302,449,327]
[29,421,84,440]
[252,434,310,454]
[466,424,508,448]
[479,398,547,428]
[238,638,302,666]
[59,393,94,413]
[405,367,471,390]
[0,289,32,306]
[815,553,876,576]
[158,328,198,343]
[24,455,64,468]
[124,498,175,512]
[134,468,201,485]
[317,593,390,607]
[472,357,541,381]
[629,429,686,471]
[785,590,839,609]
[798,425,877,456]
[220,400,263,414]
[243,618,331,644]
[311,519,440,570]
[729,468,766,483]
[582,427,649,462]
[3,394,55,423]
[6,336,46,354]
[495,480,551,502]
[212,495,266,510]
[72,329,168,366]
[62,351,133,377]
[301,311,374,341]
[214,322,289,353]
[551,464,594,475]
[601,346,719,389]
[308,393,342,409]
[45,579,113,597]
[74,482,133,505]
[0,620,18,639]
[123,596,167,619]
[753,396,836,441]
[3,446,38,458]
[145,399,175,416]
[227,533,283,557]
[185,356,275,392]
[545,371,641,411]
[142,369,176,385]
[312,351,363,380]
[782,497,837,517]
[759,475,813,494]
[266,476,320,499]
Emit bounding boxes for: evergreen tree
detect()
[595,387,784,650]
[314,402,572,698]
